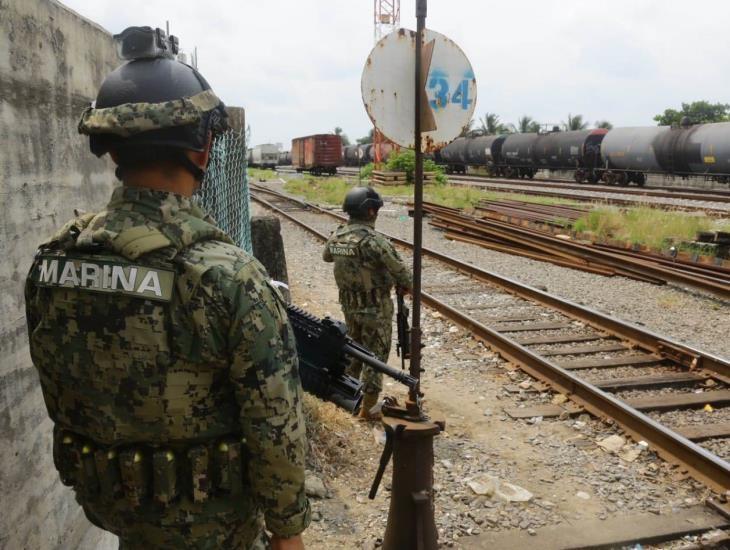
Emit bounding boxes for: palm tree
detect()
[595,120,613,130]
[516,115,541,133]
[563,114,589,131]
[479,112,504,135]
[459,118,480,137]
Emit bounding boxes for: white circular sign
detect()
[361,28,477,151]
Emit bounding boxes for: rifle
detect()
[287,304,418,414]
[396,291,411,370]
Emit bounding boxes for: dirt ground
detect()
[251,199,725,550]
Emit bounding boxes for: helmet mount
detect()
[78,25,228,181]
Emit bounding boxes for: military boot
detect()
[358,393,382,422]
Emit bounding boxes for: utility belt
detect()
[339,287,391,309]
[53,428,248,507]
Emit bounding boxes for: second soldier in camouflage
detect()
[323,187,412,420]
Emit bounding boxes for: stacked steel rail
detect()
[474,199,589,228]
[249,183,730,494]
[420,201,730,298]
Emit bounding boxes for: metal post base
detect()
[381,403,443,550]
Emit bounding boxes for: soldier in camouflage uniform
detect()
[24,27,309,550]
[323,187,412,420]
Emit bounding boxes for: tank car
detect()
[278,150,292,166]
[464,135,507,176]
[291,134,342,175]
[343,145,361,166]
[500,133,539,178]
[600,127,670,185]
[439,137,470,173]
[653,121,730,182]
[534,129,607,183]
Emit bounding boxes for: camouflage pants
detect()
[343,298,393,396]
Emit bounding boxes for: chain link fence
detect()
[195,128,252,253]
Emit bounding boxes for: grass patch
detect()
[248,167,278,181]
[281,174,730,255]
[573,206,729,250]
[283,174,582,210]
[284,177,353,205]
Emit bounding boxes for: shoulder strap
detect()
[111,226,173,260]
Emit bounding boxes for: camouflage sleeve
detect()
[227,263,311,537]
[362,234,412,289]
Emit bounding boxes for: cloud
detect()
[60,0,730,147]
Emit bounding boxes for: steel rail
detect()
[249,185,730,377]
[418,293,730,493]
[250,187,730,492]
[447,174,730,203]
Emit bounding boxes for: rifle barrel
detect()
[344,343,418,389]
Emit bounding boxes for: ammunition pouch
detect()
[53,427,248,507]
[339,287,391,310]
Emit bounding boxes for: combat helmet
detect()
[343,186,384,219]
[78,26,228,178]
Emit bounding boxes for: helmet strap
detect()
[180,154,206,181]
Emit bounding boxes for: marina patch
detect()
[32,254,175,302]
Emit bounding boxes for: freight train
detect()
[437,121,730,185]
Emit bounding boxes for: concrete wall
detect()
[0,1,119,547]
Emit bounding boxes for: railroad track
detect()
[337,167,730,215]
[336,166,730,201]
[447,173,730,201]
[444,174,730,214]
[249,183,730,495]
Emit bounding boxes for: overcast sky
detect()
[62,0,730,147]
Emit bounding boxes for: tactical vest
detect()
[26,209,253,510]
[327,223,395,309]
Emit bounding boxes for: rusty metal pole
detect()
[381,2,442,549]
[408,0,426,404]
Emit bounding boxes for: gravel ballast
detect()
[250,192,726,549]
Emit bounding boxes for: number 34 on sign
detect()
[428,69,474,111]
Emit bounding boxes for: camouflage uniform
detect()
[323,219,411,397]
[25,186,310,549]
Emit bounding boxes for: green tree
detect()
[595,120,613,129]
[356,128,374,145]
[563,114,589,131]
[479,112,509,135]
[460,118,484,138]
[333,126,350,146]
[653,101,730,126]
[386,149,447,184]
[516,115,540,133]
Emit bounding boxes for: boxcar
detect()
[291,134,342,175]
[249,144,280,169]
